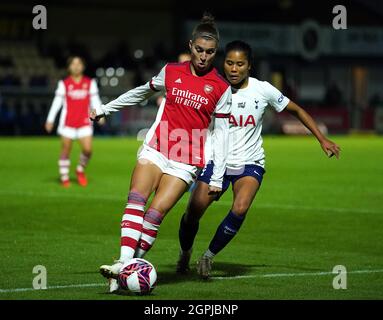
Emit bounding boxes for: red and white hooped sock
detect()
[135,207,163,258]
[58,157,70,182]
[76,153,91,173]
[120,191,147,262]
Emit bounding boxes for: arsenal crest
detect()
[204,84,213,94]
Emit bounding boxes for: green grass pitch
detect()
[0,135,382,300]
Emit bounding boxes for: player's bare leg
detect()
[135,174,189,258]
[231,176,260,217]
[58,136,73,187]
[198,177,260,280]
[76,135,92,186]
[99,159,163,291]
[178,181,216,274]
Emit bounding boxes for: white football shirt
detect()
[205,77,289,169]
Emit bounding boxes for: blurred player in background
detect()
[91,13,232,292]
[177,40,341,279]
[45,56,102,187]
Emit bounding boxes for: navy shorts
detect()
[197,162,266,199]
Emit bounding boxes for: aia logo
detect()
[230,114,256,127]
[204,84,213,94]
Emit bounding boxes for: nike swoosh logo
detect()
[223,226,236,235]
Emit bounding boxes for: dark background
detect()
[0,0,382,136]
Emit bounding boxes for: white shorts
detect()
[58,125,93,140]
[137,145,200,185]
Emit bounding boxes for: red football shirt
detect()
[145,61,231,167]
[62,76,92,128]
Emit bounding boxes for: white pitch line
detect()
[0,190,379,215]
[1,269,383,294]
[0,283,106,293]
[212,269,383,280]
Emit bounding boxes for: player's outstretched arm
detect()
[90,82,158,122]
[89,108,105,122]
[285,101,341,159]
[90,66,166,122]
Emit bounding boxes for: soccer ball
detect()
[117,258,157,295]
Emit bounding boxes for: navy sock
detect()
[208,210,245,255]
[179,213,199,252]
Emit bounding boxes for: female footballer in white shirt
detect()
[177,40,341,279]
